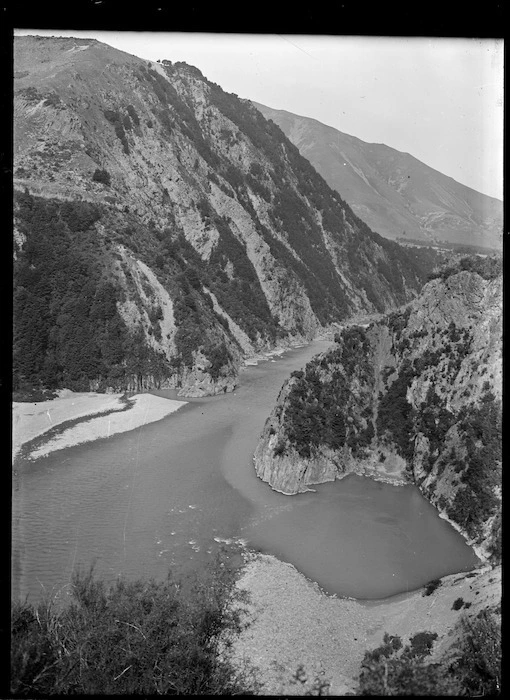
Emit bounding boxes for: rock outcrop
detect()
[254,258,502,561]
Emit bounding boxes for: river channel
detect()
[12,340,479,604]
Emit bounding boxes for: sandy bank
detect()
[13,392,186,461]
[230,553,501,696]
[12,391,125,460]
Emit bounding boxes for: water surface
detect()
[12,341,479,603]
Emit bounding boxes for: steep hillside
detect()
[253,103,503,250]
[254,257,502,562]
[14,36,431,396]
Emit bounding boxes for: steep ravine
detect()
[254,259,502,564]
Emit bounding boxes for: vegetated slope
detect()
[253,102,503,250]
[11,557,252,696]
[14,36,431,397]
[254,256,502,562]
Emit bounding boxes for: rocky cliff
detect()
[254,257,502,562]
[14,36,435,397]
[253,102,503,250]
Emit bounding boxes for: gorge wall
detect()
[254,257,502,562]
[14,36,438,397]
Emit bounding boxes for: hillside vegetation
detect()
[356,610,501,696]
[14,36,438,396]
[11,562,500,696]
[11,558,254,696]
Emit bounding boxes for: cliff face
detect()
[253,102,503,250]
[14,36,432,397]
[254,258,502,561]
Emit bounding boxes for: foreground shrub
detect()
[356,607,501,696]
[449,608,501,696]
[11,557,253,695]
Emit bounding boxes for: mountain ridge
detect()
[13,35,440,397]
[252,101,502,250]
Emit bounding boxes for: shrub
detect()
[103,108,130,153]
[408,631,438,657]
[92,168,111,186]
[126,104,140,126]
[204,343,232,380]
[357,631,457,696]
[452,597,465,610]
[423,578,441,596]
[43,92,61,107]
[273,440,286,456]
[60,200,102,233]
[249,161,263,178]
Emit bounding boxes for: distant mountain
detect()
[14,36,434,397]
[253,102,502,250]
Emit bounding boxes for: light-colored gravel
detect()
[12,391,186,461]
[12,391,125,460]
[229,552,501,695]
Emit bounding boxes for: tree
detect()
[92,168,111,186]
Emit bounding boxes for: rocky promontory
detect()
[254,257,502,562]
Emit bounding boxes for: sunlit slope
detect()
[254,102,502,250]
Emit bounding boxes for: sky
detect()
[14,30,504,200]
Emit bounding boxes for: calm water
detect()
[12,341,479,604]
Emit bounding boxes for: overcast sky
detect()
[14,30,503,200]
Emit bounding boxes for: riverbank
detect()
[229,552,501,695]
[12,391,187,461]
[242,340,314,367]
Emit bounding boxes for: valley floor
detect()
[12,391,187,462]
[230,552,501,696]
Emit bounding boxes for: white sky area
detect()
[14,30,503,200]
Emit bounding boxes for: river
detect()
[12,340,479,604]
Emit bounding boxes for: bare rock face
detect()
[254,433,407,495]
[254,261,502,562]
[14,36,433,396]
[171,350,238,398]
[254,437,339,495]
